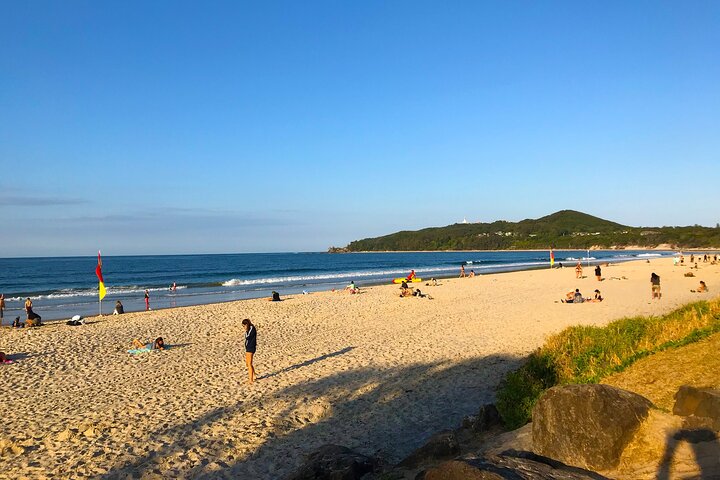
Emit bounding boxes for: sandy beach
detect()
[1,256,718,479]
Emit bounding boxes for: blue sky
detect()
[1,1,719,256]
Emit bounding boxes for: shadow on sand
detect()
[99,353,521,479]
[657,428,720,479]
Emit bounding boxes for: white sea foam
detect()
[637,253,662,258]
[7,285,187,302]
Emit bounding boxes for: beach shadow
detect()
[657,428,720,479]
[257,346,355,380]
[98,353,522,479]
[6,351,50,361]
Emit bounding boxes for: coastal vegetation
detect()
[337,210,720,251]
[495,297,720,429]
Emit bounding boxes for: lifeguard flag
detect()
[550,249,555,267]
[96,251,107,300]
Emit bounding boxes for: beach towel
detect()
[127,347,152,355]
[127,346,170,355]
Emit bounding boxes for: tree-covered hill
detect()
[334,210,720,251]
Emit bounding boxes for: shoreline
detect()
[1,257,719,478]
[1,250,684,323]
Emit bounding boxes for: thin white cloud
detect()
[0,195,88,207]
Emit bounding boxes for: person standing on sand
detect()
[595,265,602,281]
[0,294,4,324]
[242,319,257,383]
[460,265,466,277]
[651,273,661,300]
[144,290,150,310]
[575,262,583,279]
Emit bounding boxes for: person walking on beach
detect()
[651,273,661,300]
[144,290,150,310]
[460,265,466,277]
[0,294,4,325]
[242,319,257,383]
[595,265,602,281]
[575,262,583,279]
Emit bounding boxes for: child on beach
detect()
[651,273,661,299]
[242,319,256,383]
[691,281,708,293]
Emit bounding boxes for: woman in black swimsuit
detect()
[242,319,257,383]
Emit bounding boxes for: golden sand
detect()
[0,256,718,478]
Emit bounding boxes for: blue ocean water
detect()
[0,250,674,322]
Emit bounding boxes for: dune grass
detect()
[496,297,720,429]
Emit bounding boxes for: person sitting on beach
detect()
[563,289,584,303]
[24,298,42,326]
[113,300,125,315]
[346,281,359,294]
[428,278,438,286]
[131,337,165,351]
[468,270,475,278]
[575,262,583,279]
[588,289,603,302]
[691,281,708,293]
[12,316,22,328]
[269,291,281,301]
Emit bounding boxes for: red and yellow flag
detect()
[96,251,107,300]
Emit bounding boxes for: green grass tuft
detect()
[496,298,720,429]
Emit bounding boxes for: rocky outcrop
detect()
[420,451,609,480]
[398,430,461,468]
[284,444,378,480]
[673,385,720,431]
[532,384,654,471]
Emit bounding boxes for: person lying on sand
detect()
[412,289,432,300]
[131,337,165,351]
[0,351,12,364]
[691,281,708,293]
[425,278,438,286]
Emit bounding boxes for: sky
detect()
[1,1,719,257]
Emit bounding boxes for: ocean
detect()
[0,250,674,322]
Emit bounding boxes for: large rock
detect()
[420,451,609,479]
[532,384,653,471]
[398,430,461,468]
[673,385,720,430]
[284,444,378,480]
